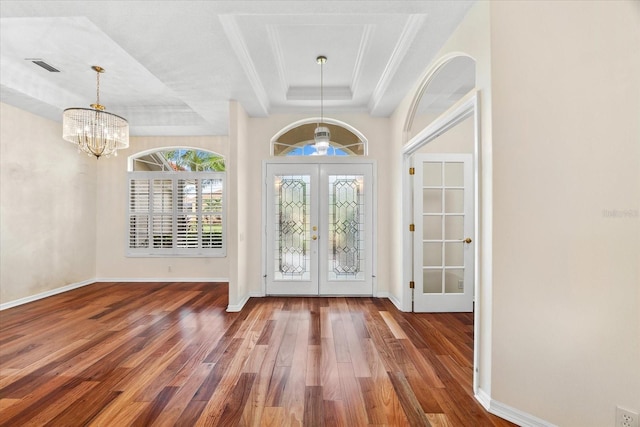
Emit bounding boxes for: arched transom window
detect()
[272,121,367,156]
[127,148,226,257]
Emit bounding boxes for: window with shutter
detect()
[127,149,225,257]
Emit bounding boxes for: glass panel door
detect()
[266,164,318,295]
[319,163,373,295]
[265,163,373,296]
[413,154,474,312]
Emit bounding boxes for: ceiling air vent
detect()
[28,59,60,72]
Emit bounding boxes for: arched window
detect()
[131,148,225,171]
[127,148,225,257]
[271,120,367,156]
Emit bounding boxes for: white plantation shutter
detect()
[177,178,198,249]
[128,179,150,249]
[127,171,225,256]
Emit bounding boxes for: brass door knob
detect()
[463,237,472,244]
[312,235,318,240]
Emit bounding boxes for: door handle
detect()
[463,237,472,244]
[312,235,318,240]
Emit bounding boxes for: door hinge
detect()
[409,281,415,289]
[409,224,415,232]
[409,167,415,175]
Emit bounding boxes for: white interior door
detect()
[413,154,474,312]
[265,163,373,296]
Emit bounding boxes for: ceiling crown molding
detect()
[368,14,426,114]
[219,14,270,116]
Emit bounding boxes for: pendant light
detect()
[313,55,330,155]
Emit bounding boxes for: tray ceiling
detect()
[0,1,475,136]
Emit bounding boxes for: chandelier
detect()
[313,55,330,156]
[62,65,129,159]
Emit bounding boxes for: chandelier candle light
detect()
[62,65,129,158]
[313,55,330,156]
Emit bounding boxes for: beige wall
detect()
[417,114,474,155]
[489,1,640,424]
[227,100,250,309]
[95,135,230,281]
[0,102,97,304]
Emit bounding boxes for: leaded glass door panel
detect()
[318,163,373,295]
[265,163,373,296]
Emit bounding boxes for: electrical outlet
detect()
[617,406,639,427]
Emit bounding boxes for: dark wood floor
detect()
[0,282,514,426]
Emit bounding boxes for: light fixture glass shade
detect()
[314,125,330,155]
[62,107,129,158]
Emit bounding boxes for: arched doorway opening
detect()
[402,53,480,393]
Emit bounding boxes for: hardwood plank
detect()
[130,386,179,426]
[380,310,409,339]
[305,344,321,386]
[193,324,258,426]
[0,283,516,427]
[278,309,310,425]
[264,366,290,406]
[426,412,454,427]
[388,370,432,427]
[336,362,369,426]
[92,401,149,427]
[19,380,99,426]
[320,337,342,401]
[322,400,349,427]
[216,372,256,426]
[242,308,291,427]
[45,389,122,426]
[174,400,207,427]
[358,376,388,424]
[259,407,287,427]
[302,385,323,427]
[151,362,214,427]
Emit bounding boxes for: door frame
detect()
[262,157,377,297]
[402,90,480,393]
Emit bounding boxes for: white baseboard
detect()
[94,277,229,283]
[376,291,389,299]
[476,388,556,427]
[227,293,250,312]
[0,279,95,311]
[475,388,492,410]
[386,292,405,311]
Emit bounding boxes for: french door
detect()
[413,153,474,312]
[265,162,373,295]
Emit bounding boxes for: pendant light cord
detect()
[320,59,324,125]
[316,55,327,126]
